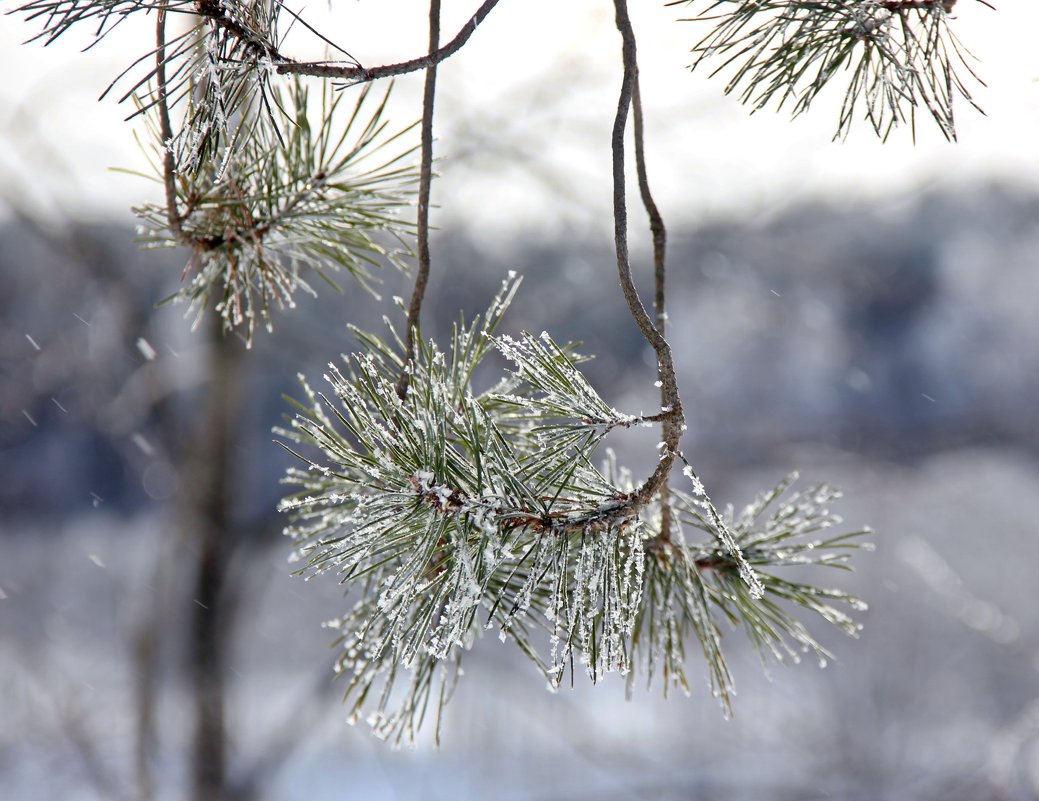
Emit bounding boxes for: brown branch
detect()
[611,0,684,510]
[631,78,667,339]
[631,72,674,542]
[276,0,502,84]
[396,0,441,401]
[582,409,671,434]
[407,467,747,566]
[156,5,185,243]
[194,0,278,58]
[409,471,638,537]
[879,0,959,10]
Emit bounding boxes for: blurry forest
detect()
[2,182,1039,800]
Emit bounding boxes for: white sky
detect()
[1,0,1037,237]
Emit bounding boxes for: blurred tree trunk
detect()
[182,314,245,801]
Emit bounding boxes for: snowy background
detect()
[2,1,1039,800]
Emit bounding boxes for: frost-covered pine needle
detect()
[278,276,871,741]
[672,0,986,140]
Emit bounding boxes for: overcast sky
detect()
[2,0,1037,238]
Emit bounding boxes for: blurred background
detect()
[2,2,1038,800]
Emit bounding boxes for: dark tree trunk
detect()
[184,315,245,801]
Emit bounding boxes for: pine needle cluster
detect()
[278,276,871,743]
[17,0,291,171]
[134,80,418,343]
[672,0,987,139]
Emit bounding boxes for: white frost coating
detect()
[682,465,705,497]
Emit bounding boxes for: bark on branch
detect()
[155,6,185,243]
[396,0,441,401]
[611,0,685,511]
[276,0,501,84]
[631,73,674,541]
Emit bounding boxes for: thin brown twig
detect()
[396,0,441,400]
[878,0,960,11]
[276,0,501,84]
[631,72,673,540]
[156,5,185,243]
[631,78,667,338]
[408,472,744,579]
[611,0,684,510]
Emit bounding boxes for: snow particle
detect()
[846,368,872,393]
[132,433,155,456]
[136,337,157,361]
[142,462,177,501]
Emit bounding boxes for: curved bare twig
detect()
[631,72,674,538]
[611,0,684,509]
[396,0,441,401]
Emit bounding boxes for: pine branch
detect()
[12,0,501,163]
[670,0,988,140]
[279,277,869,740]
[135,79,420,343]
[279,277,643,735]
